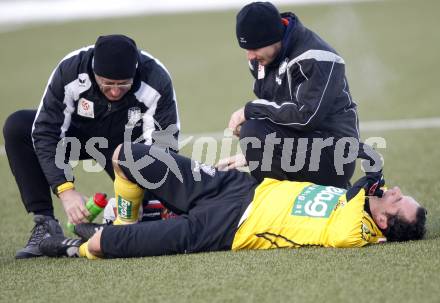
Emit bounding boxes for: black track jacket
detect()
[244,13,359,140]
[32,46,180,193]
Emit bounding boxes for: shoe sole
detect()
[15,252,44,259]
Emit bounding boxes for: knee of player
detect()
[239,119,271,141]
[3,110,28,140]
[112,143,123,163]
[88,230,103,256]
[240,120,257,139]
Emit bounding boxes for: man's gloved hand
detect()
[363,171,386,198]
[59,189,90,224]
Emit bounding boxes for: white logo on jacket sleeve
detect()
[278,60,288,75]
[77,98,94,118]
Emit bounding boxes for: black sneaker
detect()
[74,223,107,241]
[15,215,64,259]
[39,236,83,257]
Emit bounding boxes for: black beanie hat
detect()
[93,34,138,80]
[236,2,284,50]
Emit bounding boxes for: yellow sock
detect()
[79,242,100,260]
[114,171,144,225]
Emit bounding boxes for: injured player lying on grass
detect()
[39,142,427,259]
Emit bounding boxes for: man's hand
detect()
[216,153,248,171]
[228,107,246,137]
[59,189,90,224]
[364,171,386,198]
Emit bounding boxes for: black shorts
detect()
[101,143,258,258]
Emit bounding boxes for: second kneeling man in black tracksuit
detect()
[225,2,359,188]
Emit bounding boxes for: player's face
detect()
[95,75,133,101]
[245,42,282,66]
[381,187,420,225]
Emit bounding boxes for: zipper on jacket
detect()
[107,103,111,112]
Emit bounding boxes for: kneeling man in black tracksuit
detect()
[3,34,180,258]
[223,2,360,188]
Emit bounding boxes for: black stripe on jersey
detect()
[256,232,302,248]
[363,215,378,237]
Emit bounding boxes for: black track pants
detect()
[239,119,356,188]
[3,110,116,214]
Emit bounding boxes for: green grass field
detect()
[1,0,439,302]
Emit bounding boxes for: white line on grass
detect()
[361,117,440,132]
[1,117,439,157]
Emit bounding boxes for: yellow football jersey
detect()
[232,178,385,250]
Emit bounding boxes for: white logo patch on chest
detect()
[77,98,94,118]
[257,63,265,79]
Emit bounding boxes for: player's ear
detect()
[376,213,388,230]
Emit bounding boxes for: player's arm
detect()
[32,67,73,192]
[346,143,386,201]
[32,65,88,224]
[346,171,385,200]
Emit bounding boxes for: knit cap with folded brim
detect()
[236,1,284,50]
[93,34,138,80]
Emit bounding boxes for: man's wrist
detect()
[56,182,75,196]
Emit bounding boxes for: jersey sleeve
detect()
[327,191,370,248]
